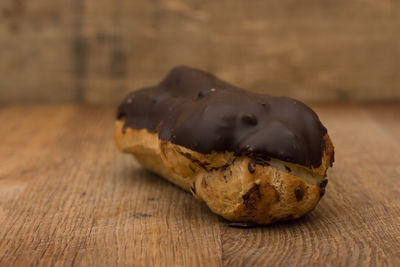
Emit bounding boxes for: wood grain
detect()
[0,104,399,266]
[1,0,400,103]
[79,0,400,103]
[0,0,80,103]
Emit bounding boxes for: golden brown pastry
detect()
[115,66,334,225]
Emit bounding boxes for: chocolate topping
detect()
[117,66,328,167]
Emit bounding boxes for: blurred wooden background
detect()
[0,0,399,104]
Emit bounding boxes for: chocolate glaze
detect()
[117,66,329,168]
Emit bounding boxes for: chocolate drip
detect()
[117,66,328,168]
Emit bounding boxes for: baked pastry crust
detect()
[115,120,334,224]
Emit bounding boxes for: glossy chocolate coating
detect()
[117,66,328,167]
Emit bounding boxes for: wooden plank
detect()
[365,104,400,144]
[1,0,399,104]
[0,0,80,102]
[0,104,399,266]
[80,0,400,104]
[0,105,222,266]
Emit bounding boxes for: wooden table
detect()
[0,104,399,266]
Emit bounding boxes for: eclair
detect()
[115,66,334,224]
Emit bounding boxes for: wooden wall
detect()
[1,0,399,103]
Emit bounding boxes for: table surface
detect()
[0,104,399,266]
